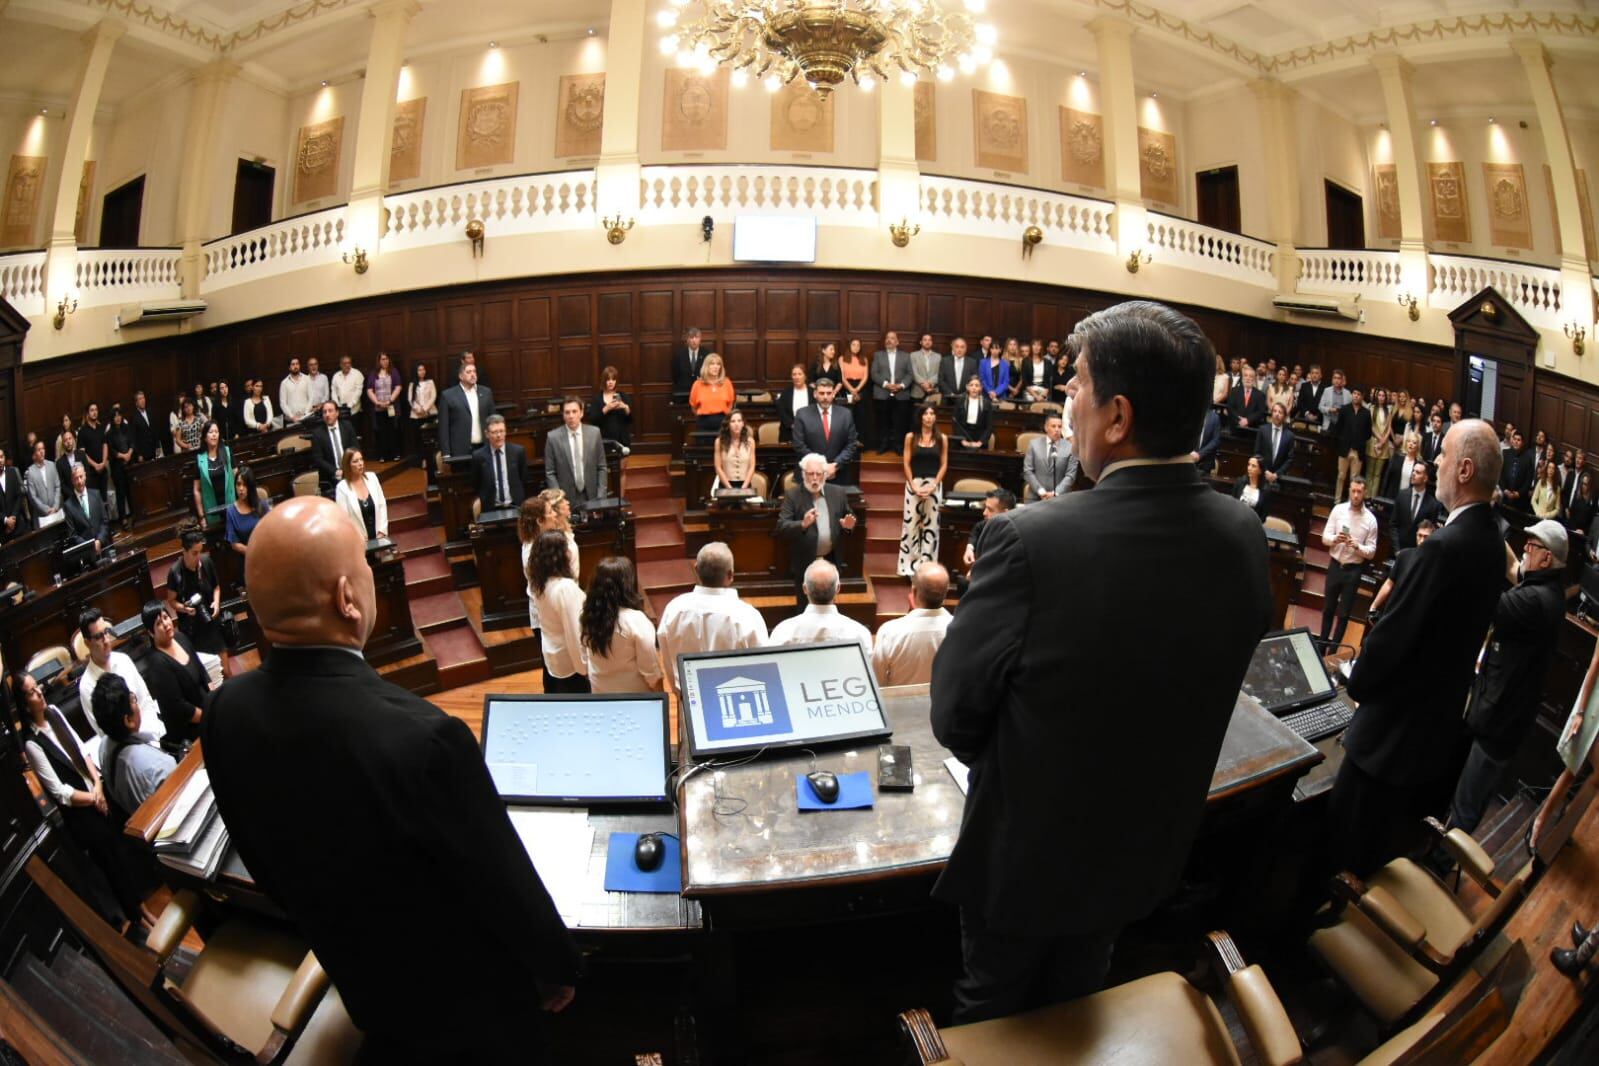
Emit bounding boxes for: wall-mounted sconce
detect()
[343,246,369,274]
[1567,322,1588,357]
[465,219,485,257]
[1398,292,1420,321]
[888,219,920,247]
[603,216,635,244]
[1479,300,1498,321]
[1021,225,1043,259]
[701,215,715,243]
[52,294,78,330]
[1125,249,1152,273]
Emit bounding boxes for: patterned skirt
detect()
[897,479,942,576]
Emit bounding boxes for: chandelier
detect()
[658,0,997,96]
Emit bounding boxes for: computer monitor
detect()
[479,694,671,807]
[1239,627,1336,715]
[677,640,891,760]
[57,538,97,579]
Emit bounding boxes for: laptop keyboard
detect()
[1281,694,1356,742]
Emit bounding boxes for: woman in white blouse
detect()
[580,557,663,693]
[519,492,579,632]
[1212,354,1231,405]
[335,448,388,541]
[243,380,276,433]
[530,530,589,693]
[406,362,437,462]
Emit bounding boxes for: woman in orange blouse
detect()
[837,339,872,445]
[689,352,736,433]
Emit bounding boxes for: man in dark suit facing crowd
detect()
[931,301,1272,1024]
[472,414,529,513]
[1327,419,1506,878]
[544,397,608,504]
[308,401,358,497]
[1391,461,1445,553]
[870,331,914,452]
[436,360,495,459]
[777,453,858,606]
[1254,402,1295,482]
[1227,365,1268,430]
[204,497,580,1061]
[791,378,859,484]
[1421,411,1447,464]
[1293,364,1327,426]
[1498,428,1535,514]
[61,463,110,554]
[129,390,162,461]
[671,327,708,400]
[937,337,979,406]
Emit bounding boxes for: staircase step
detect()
[635,519,684,549]
[625,481,672,500]
[863,551,900,577]
[14,953,185,1065]
[423,624,492,688]
[388,496,430,533]
[630,495,686,519]
[402,551,455,598]
[411,590,470,633]
[391,527,443,558]
[637,558,697,592]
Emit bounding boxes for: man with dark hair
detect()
[544,396,607,503]
[1255,403,1295,482]
[1226,365,1268,430]
[932,300,1272,1024]
[1392,461,1445,553]
[1498,429,1535,514]
[961,488,1016,573]
[1293,365,1326,425]
[0,445,26,543]
[1421,411,1447,464]
[309,401,358,497]
[436,359,495,458]
[76,609,165,742]
[791,377,859,483]
[55,430,87,494]
[1333,387,1371,503]
[1022,413,1077,500]
[1320,475,1378,645]
[672,327,706,399]
[90,672,176,815]
[130,390,161,460]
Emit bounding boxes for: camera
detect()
[187,592,212,625]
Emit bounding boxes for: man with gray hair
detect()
[656,541,769,695]
[777,453,858,607]
[472,414,528,513]
[872,562,952,686]
[768,559,873,653]
[1325,418,1509,877]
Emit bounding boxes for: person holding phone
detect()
[1320,475,1378,646]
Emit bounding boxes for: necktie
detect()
[495,449,508,506]
[1272,428,1280,459]
[1047,442,1056,487]
[689,349,698,375]
[571,431,584,491]
[821,408,831,443]
[1244,388,1252,407]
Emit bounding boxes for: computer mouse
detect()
[807,770,840,804]
[634,832,665,873]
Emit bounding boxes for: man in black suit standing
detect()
[1328,419,1506,878]
[309,401,358,498]
[436,360,494,459]
[1498,428,1535,514]
[472,415,529,514]
[931,301,1272,1024]
[1420,411,1447,464]
[671,327,708,400]
[0,446,26,543]
[204,497,579,1061]
[1226,365,1269,431]
[777,453,858,606]
[937,337,978,406]
[1293,364,1327,426]
[129,390,161,461]
[791,378,860,484]
[1391,462,1445,553]
[54,430,87,494]
[1561,449,1587,516]
[870,331,914,452]
[1254,402,1295,482]
[1192,406,1221,476]
[61,463,110,553]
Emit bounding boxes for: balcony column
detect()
[43,19,124,311]
[1370,55,1431,305]
[878,76,920,233]
[595,0,646,223]
[346,0,419,259]
[1089,17,1145,260]
[175,60,239,298]
[1249,78,1301,293]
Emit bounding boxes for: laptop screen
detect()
[1239,628,1335,714]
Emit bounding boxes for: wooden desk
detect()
[0,550,155,672]
[128,423,312,521]
[364,547,423,667]
[0,522,70,592]
[471,507,636,630]
[692,495,867,586]
[936,500,984,578]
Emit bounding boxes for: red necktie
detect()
[1244,388,1252,405]
[822,409,831,441]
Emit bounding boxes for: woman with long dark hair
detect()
[580,557,662,693]
[713,408,756,494]
[587,365,633,452]
[139,600,209,752]
[530,530,589,693]
[406,362,436,461]
[897,403,947,575]
[366,352,403,461]
[191,420,232,529]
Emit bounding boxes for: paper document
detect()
[155,769,210,843]
[508,809,595,924]
[944,757,971,796]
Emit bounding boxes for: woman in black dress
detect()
[165,531,228,669]
[139,600,209,752]
[106,407,136,530]
[1231,455,1272,522]
[586,365,633,452]
[897,403,948,576]
[952,374,992,450]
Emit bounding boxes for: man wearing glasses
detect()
[75,609,165,743]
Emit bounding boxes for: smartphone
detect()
[877,745,915,792]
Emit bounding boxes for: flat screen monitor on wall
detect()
[732,214,818,263]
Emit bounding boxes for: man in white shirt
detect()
[769,559,873,654]
[332,355,364,416]
[305,357,331,410]
[1319,475,1379,646]
[657,542,769,695]
[279,357,313,423]
[1317,368,1350,427]
[871,562,952,687]
[76,609,165,741]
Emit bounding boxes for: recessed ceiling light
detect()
[1150,91,1158,98]
[320,80,328,86]
[40,107,47,114]
[587,27,595,35]
[1429,118,1438,126]
[1078,71,1086,77]
[1487,116,1495,124]
[488,40,498,48]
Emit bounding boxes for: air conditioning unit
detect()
[1272,292,1363,322]
[117,299,207,327]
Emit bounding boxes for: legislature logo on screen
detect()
[699,663,793,742]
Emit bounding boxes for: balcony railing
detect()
[1429,253,1563,330]
[1296,249,1405,297]
[384,170,596,250]
[640,164,877,226]
[1147,212,1276,286]
[918,175,1114,253]
[0,251,45,318]
[202,206,346,292]
[75,248,183,308]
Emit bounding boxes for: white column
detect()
[595,0,646,221]
[1249,78,1301,292]
[1370,55,1430,301]
[1089,17,1144,258]
[43,19,124,308]
[346,0,419,255]
[878,76,920,231]
[175,60,239,298]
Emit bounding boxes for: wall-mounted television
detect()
[732,214,818,263]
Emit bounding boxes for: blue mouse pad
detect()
[796,771,875,811]
[603,832,682,894]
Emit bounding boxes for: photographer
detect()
[165,531,229,672]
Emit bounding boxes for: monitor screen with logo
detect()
[479,694,671,806]
[677,641,891,759]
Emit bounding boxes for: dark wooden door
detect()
[1196,166,1241,235]
[97,176,144,248]
[231,160,275,235]
[1325,181,1365,250]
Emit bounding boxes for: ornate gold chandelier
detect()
[658,0,996,96]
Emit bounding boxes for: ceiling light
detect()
[764,73,782,92]
[1430,118,1438,126]
[1150,91,1158,98]
[657,10,677,28]
[488,40,498,48]
[1078,71,1087,77]
[321,80,328,86]
[587,27,595,36]
[1487,116,1496,124]
[731,68,749,88]
[900,69,918,87]
[858,73,875,91]
[660,34,679,54]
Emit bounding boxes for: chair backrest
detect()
[757,421,781,445]
[69,631,89,662]
[1015,431,1043,456]
[750,471,770,498]
[276,436,310,456]
[292,471,320,498]
[781,471,798,495]
[29,646,74,675]
[471,498,482,521]
[952,477,999,495]
[1264,516,1294,535]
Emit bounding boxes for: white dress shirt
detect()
[523,534,579,631]
[279,373,312,422]
[588,608,665,694]
[307,373,330,409]
[791,387,810,414]
[23,712,98,809]
[657,585,769,694]
[1322,501,1379,567]
[332,368,364,413]
[568,429,585,491]
[465,387,482,445]
[870,607,952,687]
[769,604,872,654]
[79,651,165,741]
[532,576,587,680]
[965,397,981,425]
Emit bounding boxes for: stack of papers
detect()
[154,769,232,881]
[508,809,595,924]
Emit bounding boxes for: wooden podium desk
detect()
[691,496,867,587]
[472,505,635,630]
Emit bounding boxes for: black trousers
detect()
[1320,560,1364,645]
[110,462,133,522]
[1325,755,1453,879]
[543,668,591,694]
[373,411,401,461]
[876,398,911,452]
[60,805,152,923]
[953,907,1118,1025]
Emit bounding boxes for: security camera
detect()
[701,216,714,243]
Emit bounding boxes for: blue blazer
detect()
[978,358,1011,399]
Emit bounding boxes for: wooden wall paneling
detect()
[805,289,840,334]
[722,289,759,333]
[681,290,717,335]
[637,339,673,389]
[443,302,476,348]
[340,316,375,360]
[314,323,342,361]
[925,293,956,340]
[1501,381,1523,428]
[288,326,314,359]
[378,311,406,353]
[1561,401,1586,450]
[518,296,552,341]
[721,339,758,383]
[885,291,921,338]
[598,342,635,391]
[961,296,992,339]
[522,344,554,395]
[765,339,799,380]
[1587,408,1599,456]
[1030,304,1059,345]
[409,304,439,350]
[596,292,633,336]
[557,344,594,393]
[1534,392,1561,444]
[638,290,673,335]
[766,289,799,332]
[481,299,514,342]
[846,289,881,337]
[477,347,518,401]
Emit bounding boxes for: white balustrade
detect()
[1145,212,1276,285]
[1295,249,1405,298]
[202,207,347,291]
[383,171,597,250]
[74,248,183,307]
[1428,254,1563,329]
[0,251,46,318]
[918,175,1115,252]
[639,165,878,226]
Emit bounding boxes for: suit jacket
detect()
[1226,384,1268,429]
[1195,409,1221,474]
[776,482,853,581]
[1421,428,1447,464]
[930,461,1272,935]
[309,418,359,489]
[436,384,495,459]
[1391,486,1446,552]
[203,647,580,1050]
[791,403,859,472]
[1292,380,1327,423]
[543,423,608,503]
[1498,448,1535,509]
[774,386,812,441]
[1254,423,1295,477]
[473,443,530,512]
[672,345,709,398]
[1335,404,1373,454]
[938,354,980,401]
[1015,358,1057,399]
[909,350,942,399]
[1022,436,1078,498]
[129,406,161,460]
[0,466,27,540]
[55,449,87,489]
[61,487,109,548]
[1230,476,1272,521]
[1561,467,1588,515]
[1466,566,1566,761]
[870,349,914,402]
[951,395,992,449]
[1344,503,1507,785]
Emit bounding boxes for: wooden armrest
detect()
[1423,817,1498,893]
[147,889,202,961]
[897,1007,962,1065]
[1228,967,1304,1066]
[269,952,329,1033]
[1357,884,1426,949]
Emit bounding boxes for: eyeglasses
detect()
[89,629,113,642]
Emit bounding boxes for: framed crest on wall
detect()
[771,81,834,153]
[1137,126,1177,207]
[293,117,343,204]
[1483,162,1530,250]
[1374,164,1401,240]
[75,161,96,245]
[972,90,1027,173]
[556,74,606,158]
[1059,108,1103,189]
[2,155,46,248]
[389,98,427,183]
[1427,161,1470,244]
[457,82,519,170]
[915,82,936,162]
[662,68,729,152]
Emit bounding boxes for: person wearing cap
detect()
[1447,518,1570,833]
